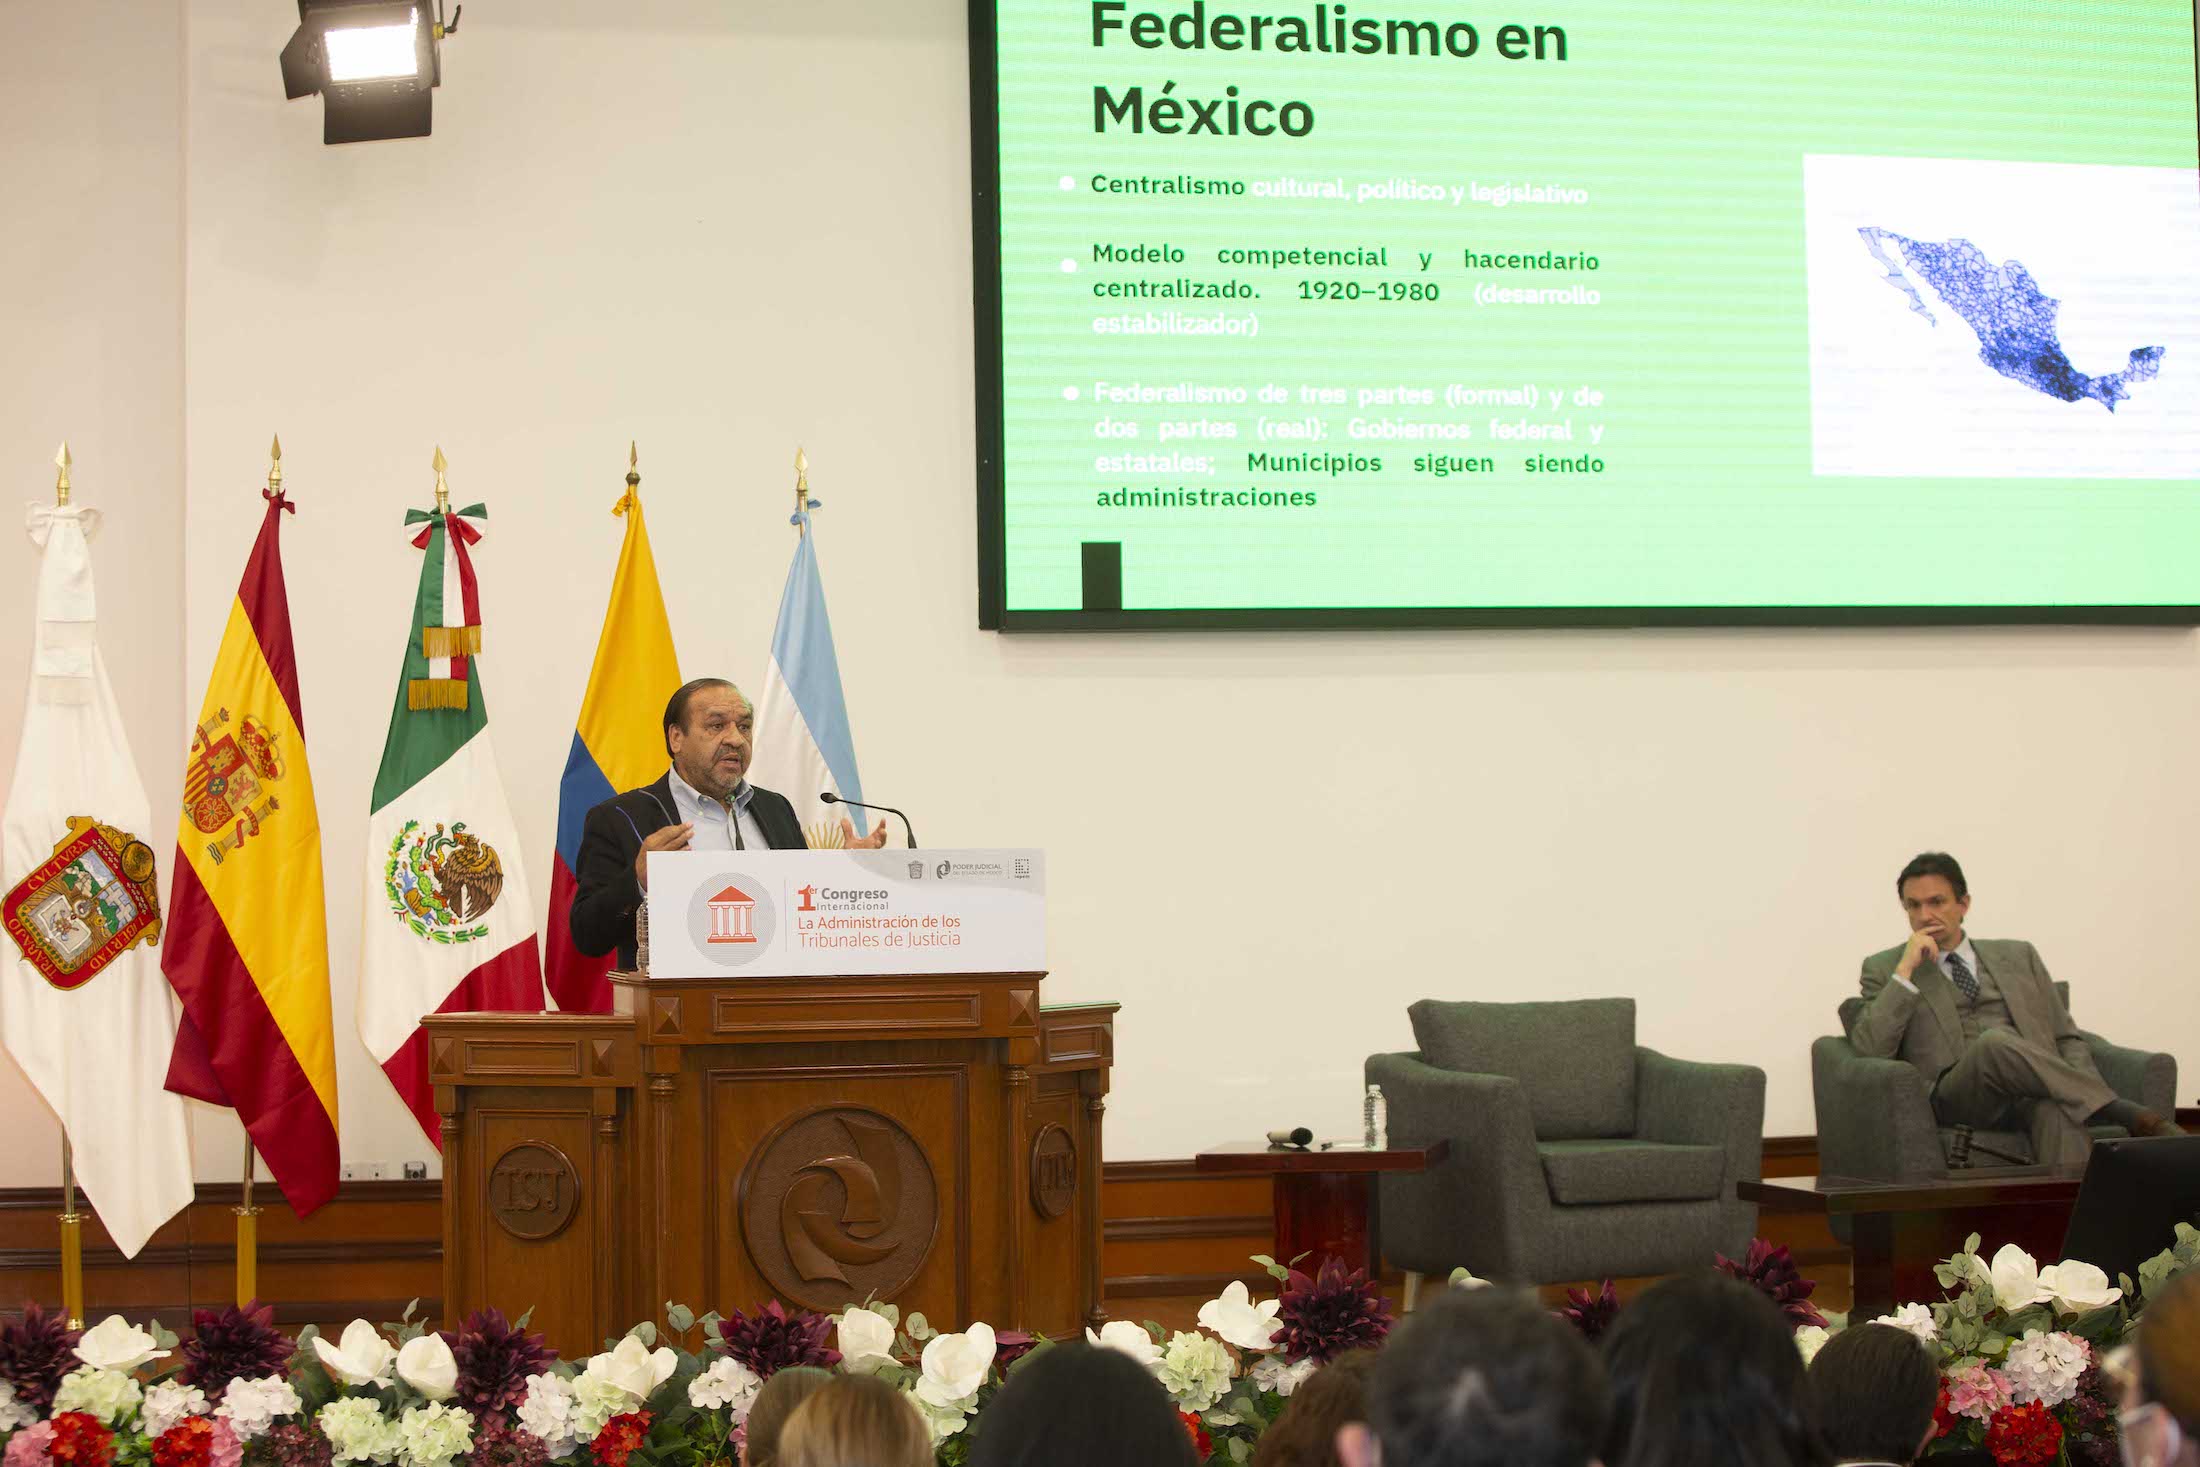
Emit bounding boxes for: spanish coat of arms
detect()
[385,820,506,944]
[1,817,162,990]
[184,707,285,864]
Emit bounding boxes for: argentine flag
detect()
[750,504,873,845]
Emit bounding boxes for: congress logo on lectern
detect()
[738,1107,939,1310]
[685,874,779,967]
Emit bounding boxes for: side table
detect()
[1195,1140,1451,1277]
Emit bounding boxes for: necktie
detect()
[727,799,745,850]
[1944,951,1979,1003]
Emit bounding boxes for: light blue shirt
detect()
[667,766,771,851]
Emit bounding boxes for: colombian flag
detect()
[162,487,338,1215]
[544,475,680,1013]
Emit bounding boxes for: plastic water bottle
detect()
[635,898,651,976]
[1364,1084,1387,1149]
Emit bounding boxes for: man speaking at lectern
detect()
[568,678,884,969]
[1852,850,2180,1168]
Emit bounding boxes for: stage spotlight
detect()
[279,0,459,145]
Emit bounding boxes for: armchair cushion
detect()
[1537,1139,1725,1204]
[1408,998,1636,1140]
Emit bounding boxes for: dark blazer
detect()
[567,772,807,970]
[1850,937,2098,1085]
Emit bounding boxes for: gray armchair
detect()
[1814,981,2176,1183]
[1367,997,1764,1286]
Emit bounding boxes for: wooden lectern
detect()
[427,973,1113,1358]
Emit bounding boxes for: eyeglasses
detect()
[2118,1402,2186,1467]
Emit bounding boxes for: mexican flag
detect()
[359,497,543,1144]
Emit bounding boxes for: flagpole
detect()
[50,446,87,1329]
[792,447,820,529]
[235,1136,261,1307]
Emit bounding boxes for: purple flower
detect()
[1273,1258,1392,1365]
[1715,1239,1828,1330]
[179,1302,293,1402]
[256,1422,334,1467]
[0,1304,83,1411]
[462,1415,550,1467]
[992,1331,1038,1371]
[440,1309,557,1414]
[714,1302,841,1379]
[1558,1279,1621,1342]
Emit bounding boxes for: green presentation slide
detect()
[973,1,2200,625]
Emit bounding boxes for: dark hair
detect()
[778,1374,929,1467]
[1363,1289,1607,1467]
[2138,1269,2200,1434]
[967,1342,1199,1467]
[662,677,739,756]
[743,1366,832,1467]
[1601,1273,1828,1467]
[1248,1350,1376,1467]
[1806,1324,1939,1466]
[1896,852,1967,901]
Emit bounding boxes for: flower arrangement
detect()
[0,1226,2188,1467]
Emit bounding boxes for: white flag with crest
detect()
[1,493,195,1256]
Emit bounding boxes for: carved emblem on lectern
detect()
[1030,1124,1078,1220]
[488,1142,579,1241]
[738,1108,938,1309]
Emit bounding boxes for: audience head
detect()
[966,1340,1198,1467]
[1600,1272,1827,1467]
[1249,1350,1376,1467]
[1335,1287,1607,1467]
[776,1374,930,1467]
[1805,1323,1939,1465]
[740,1367,833,1467]
[2124,1269,2200,1467]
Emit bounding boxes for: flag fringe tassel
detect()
[406,678,470,711]
[420,625,482,658]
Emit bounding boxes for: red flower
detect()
[1713,1239,1828,1330]
[1984,1401,2063,1467]
[1558,1280,1621,1342]
[1178,1410,1211,1461]
[49,1413,116,1467]
[590,1411,653,1467]
[1932,1383,1960,1440]
[153,1419,215,1467]
[1274,1257,1393,1364]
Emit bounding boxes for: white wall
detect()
[6,0,2198,1192]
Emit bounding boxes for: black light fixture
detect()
[280,0,459,144]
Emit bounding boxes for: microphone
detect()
[820,792,916,849]
[1266,1127,1313,1149]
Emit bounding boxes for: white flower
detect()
[316,1321,399,1388]
[1250,1356,1319,1399]
[516,1374,579,1457]
[1870,1303,1939,1345]
[1989,1245,2050,1313]
[901,1387,971,1448]
[2005,1330,2090,1408]
[1448,1268,1492,1290]
[74,1316,168,1374]
[396,1335,459,1402]
[0,1380,35,1434]
[320,1398,404,1465]
[581,1335,677,1403]
[1197,1281,1282,1352]
[570,1376,639,1442]
[1793,1326,1831,1365]
[686,1358,762,1420]
[1156,1331,1235,1414]
[1084,1321,1163,1370]
[217,1376,303,1441]
[836,1309,899,1376]
[52,1366,142,1427]
[142,1381,211,1439]
[396,1403,474,1467]
[915,1323,996,1410]
[2039,1260,2122,1314]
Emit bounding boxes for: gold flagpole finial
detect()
[794,447,811,527]
[627,440,640,491]
[54,443,72,506]
[432,445,450,514]
[267,435,283,493]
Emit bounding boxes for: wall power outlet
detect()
[339,1161,392,1181]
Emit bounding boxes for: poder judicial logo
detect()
[685,875,780,967]
[2,816,163,990]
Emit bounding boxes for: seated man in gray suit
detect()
[1853,851,2181,1168]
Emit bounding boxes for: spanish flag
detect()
[162,483,338,1215]
[544,461,681,1013]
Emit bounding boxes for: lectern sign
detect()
[645,850,1044,978]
